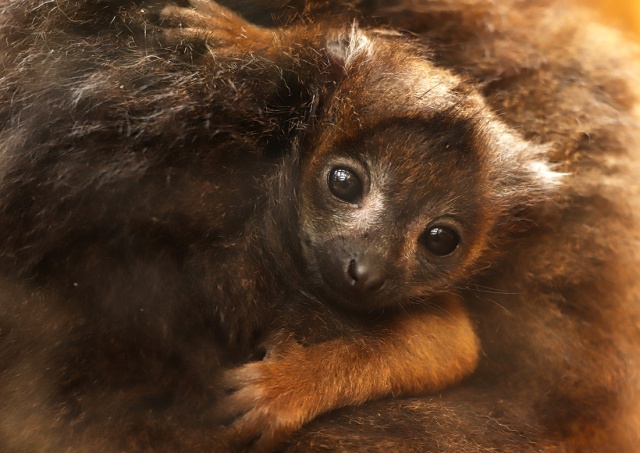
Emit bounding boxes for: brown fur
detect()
[0,0,495,451]
[0,0,639,452]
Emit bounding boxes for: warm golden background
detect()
[583,0,640,37]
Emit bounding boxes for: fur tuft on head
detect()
[325,24,374,69]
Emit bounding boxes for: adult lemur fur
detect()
[0,0,638,452]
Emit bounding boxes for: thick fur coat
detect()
[0,0,639,452]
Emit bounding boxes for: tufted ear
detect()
[482,119,566,215]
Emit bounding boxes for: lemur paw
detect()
[160,0,271,49]
[218,343,321,452]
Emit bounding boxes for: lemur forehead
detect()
[326,37,469,119]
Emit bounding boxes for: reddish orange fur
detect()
[221,297,478,450]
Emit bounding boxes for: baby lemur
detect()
[0,0,604,452]
[161,2,564,449]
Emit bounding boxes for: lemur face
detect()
[297,31,560,313]
[300,119,491,312]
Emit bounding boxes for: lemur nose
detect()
[347,259,386,293]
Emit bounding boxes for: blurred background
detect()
[584,0,640,37]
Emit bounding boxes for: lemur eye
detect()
[422,226,460,256]
[328,167,363,204]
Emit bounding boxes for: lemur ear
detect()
[482,121,566,211]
